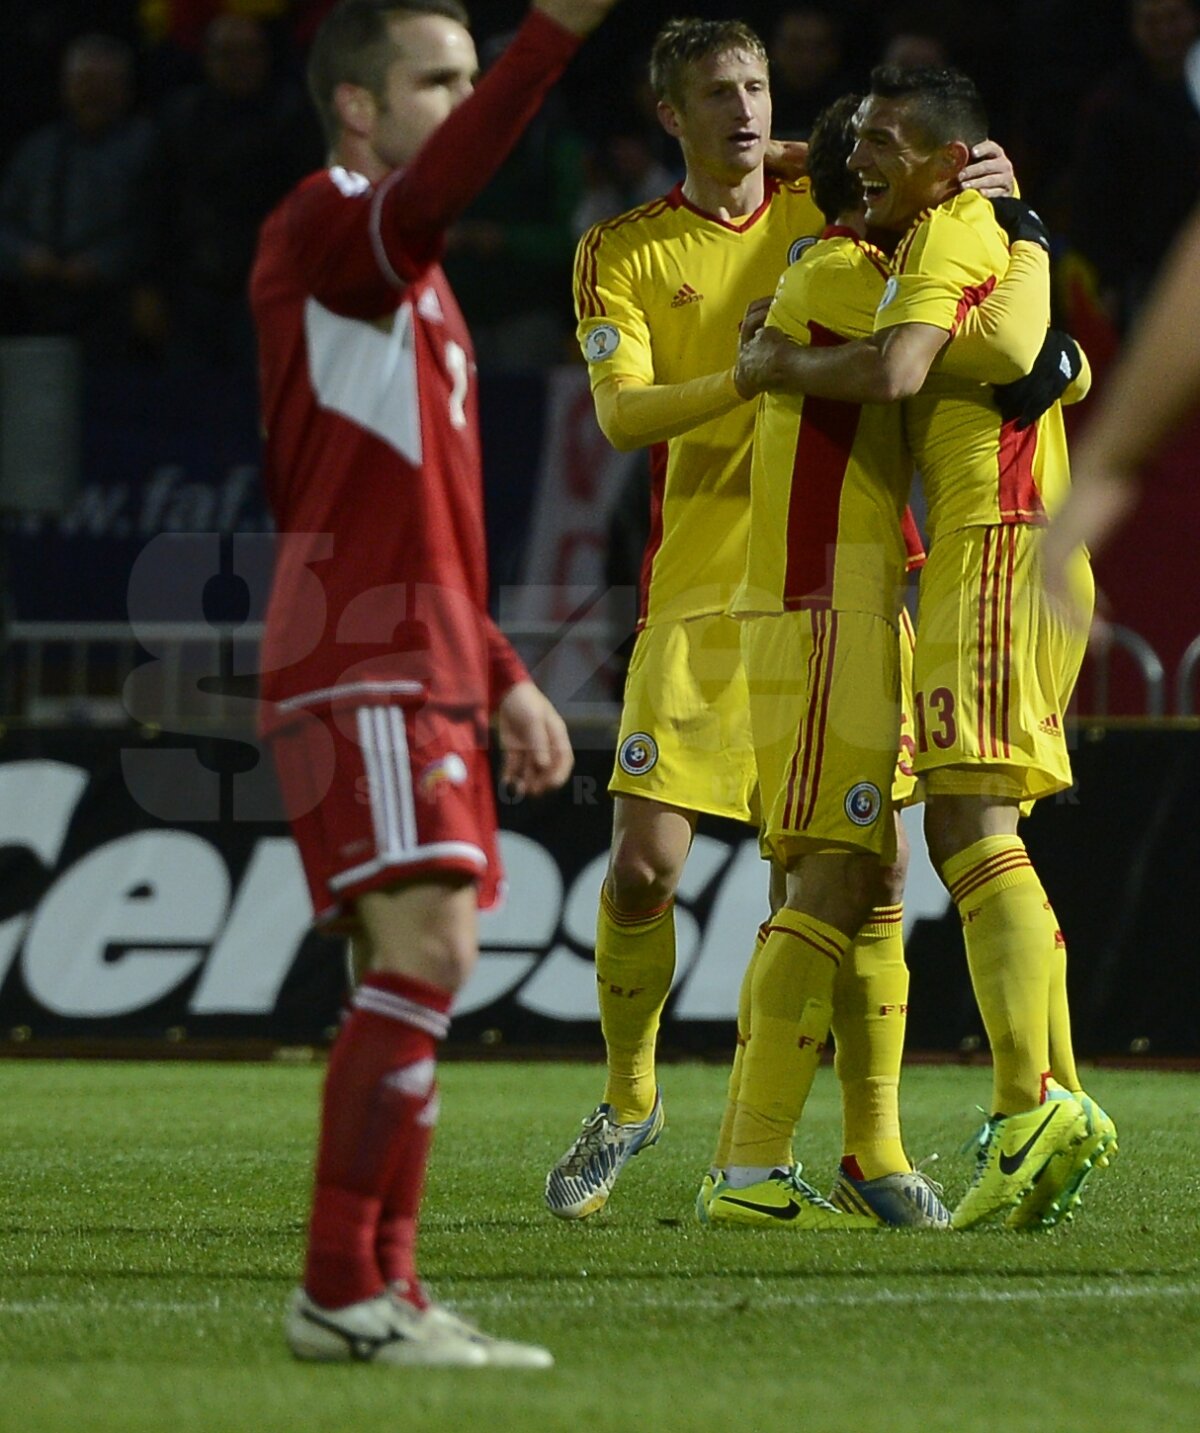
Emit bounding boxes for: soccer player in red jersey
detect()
[249,0,622,1367]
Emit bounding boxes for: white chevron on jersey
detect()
[304,296,423,464]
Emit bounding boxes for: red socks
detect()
[303,971,450,1310]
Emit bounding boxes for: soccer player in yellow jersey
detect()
[736,66,1117,1231]
[706,95,927,1229]
[704,92,1051,1231]
[544,19,1017,1227]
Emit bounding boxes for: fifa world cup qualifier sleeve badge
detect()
[583,324,621,362]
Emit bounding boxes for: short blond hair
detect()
[649,18,768,107]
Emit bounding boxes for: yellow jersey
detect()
[874,189,1072,541]
[733,226,912,624]
[574,178,824,626]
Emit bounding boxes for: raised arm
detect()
[387,1,623,236]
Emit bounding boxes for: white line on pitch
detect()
[1,1282,1197,1318]
[453,1280,1200,1313]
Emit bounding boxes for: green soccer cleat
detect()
[1006,1085,1118,1229]
[544,1091,664,1219]
[695,1171,717,1225]
[951,1095,1088,1230]
[705,1166,882,1231]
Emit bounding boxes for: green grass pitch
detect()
[1,1059,1197,1433]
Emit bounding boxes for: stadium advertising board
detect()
[0,731,1197,1055]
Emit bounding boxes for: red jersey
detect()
[250,11,578,733]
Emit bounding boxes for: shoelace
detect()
[782,1166,840,1212]
[958,1106,995,1156]
[959,1108,1001,1185]
[912,1152,947,1201]
[560,1109,618,1174]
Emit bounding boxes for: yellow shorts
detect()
[894,605,920,809]
[912,524,1093,803]
[741,608,901,865]
[610,613,757,822]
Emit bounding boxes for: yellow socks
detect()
[726,908,848,1171]
[834,904,911,1180]
[597,887,675,1124]
[943,835,1053,1115]
[712,924,767,1173]
[1045,903,1082,1091]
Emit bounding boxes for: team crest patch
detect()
[844,781,882,826]
[583,324,621,362]
[788,236,817,264]
[419,751,469,799]
[618,732,658,776]
[877,276,899,311]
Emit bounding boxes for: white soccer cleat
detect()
[544,1091,665,1219]
[284,1288,552,1368]
[420,1303,554,1369]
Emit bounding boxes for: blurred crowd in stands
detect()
[0,0,1197,375]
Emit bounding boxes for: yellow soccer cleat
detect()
[705,1166,881,1231]
[1006,1084,1118,1229]
[952,1096,1088,1230]
[695,1171,717,1225]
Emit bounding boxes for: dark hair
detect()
[649,17,767,106]
[867,63,987,149]
[807,92,863,223]
[307,0,470,144]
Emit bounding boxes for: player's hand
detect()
[735,324,792,398]
[534,0,624,38]
[764,138,808,179]
[496,680,574,797]
[1042,468,1139,625]
[1039,524,1092,632]
[739,296,773,345]
[993,328,1082,429]
[990,196,1051,253]
[960,138,1014,198]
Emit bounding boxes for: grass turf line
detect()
[0,1061,1197,1433]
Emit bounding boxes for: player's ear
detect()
[944,139,972,182]
[657,97,683,140]
[334,81,377,139]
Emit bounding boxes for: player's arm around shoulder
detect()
[941,244,1049,383]
[738,246,930,406]
[874,198,1011,391]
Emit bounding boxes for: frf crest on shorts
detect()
[843,781,883,827]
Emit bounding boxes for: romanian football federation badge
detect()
[618,732,658,776]
[844,781,882,826]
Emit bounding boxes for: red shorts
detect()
[268,689,502,928]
